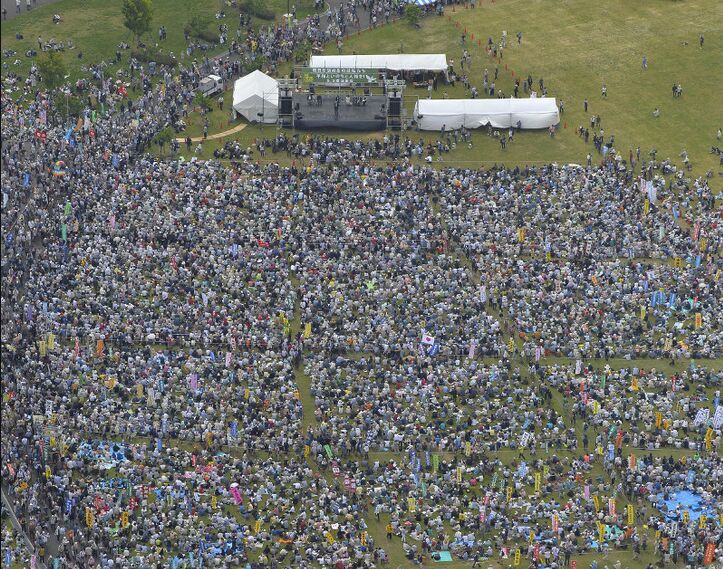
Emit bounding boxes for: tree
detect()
[36,52,67,91]
[122,0,154,46]
[194,91,213,112]
[404,4,422,27]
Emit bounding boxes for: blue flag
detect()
[23,172,30,187]
[427,343,440,356]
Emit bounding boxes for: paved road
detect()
[1,0,63,22]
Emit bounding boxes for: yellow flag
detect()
[86,508,94,528]
[518,228,525,242]
[39,340,47,357]
[45,466,51,480]
[643,198,650,215]
[655,412,662,428]
[534,472,541,492]
[304,323,312,338]
[695,313,702,328]
[627,504,634,525]
[640,306,646,321]
[255,520,262,534]
[408,497,416,512]
[211,496,217,509]
[121,511,129,528]
[326,531,335,544]
[47,333,56,350]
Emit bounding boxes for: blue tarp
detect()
[432,551,453,562]
[662,491,716,523]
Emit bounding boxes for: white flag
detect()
[693,408,709,427]
[421,333,435,346]
[712,406,723,429]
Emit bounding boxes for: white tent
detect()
[232,70,278,124]
[308,54,448,72]
[414,98,560,130]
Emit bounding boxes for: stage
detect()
[291,93,388,131]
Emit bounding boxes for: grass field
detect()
[336,0,723,174]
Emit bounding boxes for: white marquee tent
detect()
[232,70,278,124]
[414,98,560,130]
[308,54,448,72]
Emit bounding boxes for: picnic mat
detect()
[662,490,717,523]
[432,551,453,562]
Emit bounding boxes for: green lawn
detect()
[333,0,723,174]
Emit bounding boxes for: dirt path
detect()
[174,121,247,143]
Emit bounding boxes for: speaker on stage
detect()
[277,77,297,128]
[387,89,402,130]
[281,98,293,114]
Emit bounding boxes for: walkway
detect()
[174,121,247,143]
[1,0,62,21]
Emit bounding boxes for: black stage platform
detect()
[292,93,387,131]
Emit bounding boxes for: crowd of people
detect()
[1,2,722,569]
[2,113,721,566]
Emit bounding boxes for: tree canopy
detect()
[36,51,67,91]
[122,0,154,45]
